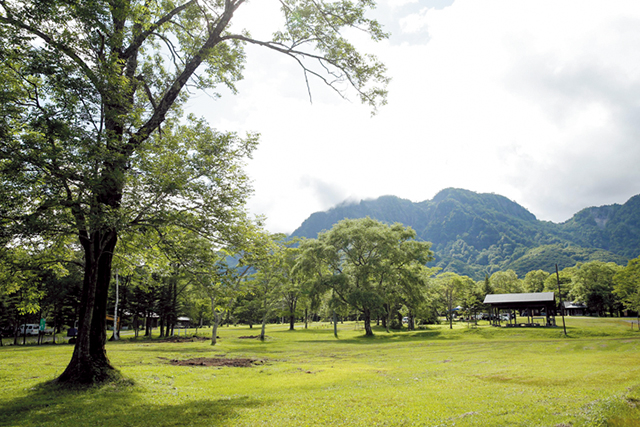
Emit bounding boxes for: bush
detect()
[389,319,402,330]
[418,314,440,325]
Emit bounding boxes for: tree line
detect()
[4,216,639,347]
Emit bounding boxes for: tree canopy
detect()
[297,217,433,336]
[0,0,389,384]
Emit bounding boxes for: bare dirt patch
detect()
[167,357,263,367]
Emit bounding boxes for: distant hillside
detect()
[560,194,640,259]
[291,188,635,280]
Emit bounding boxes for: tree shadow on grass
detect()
[0,380,264,427]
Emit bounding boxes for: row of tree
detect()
[5,216,639,349]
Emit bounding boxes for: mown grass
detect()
[2,317,640,426]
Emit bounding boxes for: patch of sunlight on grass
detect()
[2,318,640,426]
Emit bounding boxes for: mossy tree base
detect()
[55,354,122,386]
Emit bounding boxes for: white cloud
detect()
[188,0,640,233]
[385,0,419,9]
[399,7,430,34]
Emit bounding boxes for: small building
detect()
[176,316,191,328]
[562,301,587,316]
[484,292,556,327]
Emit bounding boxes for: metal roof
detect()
[483,292,555,304]
[562,301,586,309]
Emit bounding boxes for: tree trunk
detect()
[363,308,373,336]
[211,309,220,346]
[57,230,119,384]
[159,317,165,338]
[145,313,151,337]
[382,303,389,332]
[260,314,267,341]
[173,279,177,331]
[133,316,139,338]
[210,296,218,345]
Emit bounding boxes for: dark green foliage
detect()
[232,292,263,328]
[388,318,402,330]
[41,267,83,333]
[507,244,627,276]
[297,218,434,336]
[291,188,638,280]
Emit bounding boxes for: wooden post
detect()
[556,264,567,337]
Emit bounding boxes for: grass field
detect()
[2,317,640,426]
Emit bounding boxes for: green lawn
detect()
[2,318,640,426]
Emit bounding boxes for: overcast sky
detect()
[187,0,640,234]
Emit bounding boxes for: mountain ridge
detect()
[291,188,638,280]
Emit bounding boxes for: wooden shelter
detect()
[483,292,556,327]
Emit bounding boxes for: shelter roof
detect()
[484,292,555,305]
[562,301,586,309]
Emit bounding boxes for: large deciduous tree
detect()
[570,261,622,317]
[0,0,388,384]
[298,218,433,336]
[432,272,473,329]
[279,238,305,331]
[614,256,640,321]
[523,270,549,293]
[490,270,522,294]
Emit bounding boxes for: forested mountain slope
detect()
[291,188,635,280]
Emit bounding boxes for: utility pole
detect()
[111,270,119,341]
[556,264,567,337]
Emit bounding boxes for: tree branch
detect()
[127,0,246,153]
[0,7,101,90]
[123,0,198,61]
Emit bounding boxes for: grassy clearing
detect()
[2,318,640,426]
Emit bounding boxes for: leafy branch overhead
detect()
[0,0,389,384]
[234,0,390,108]
[0,0,389,241]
